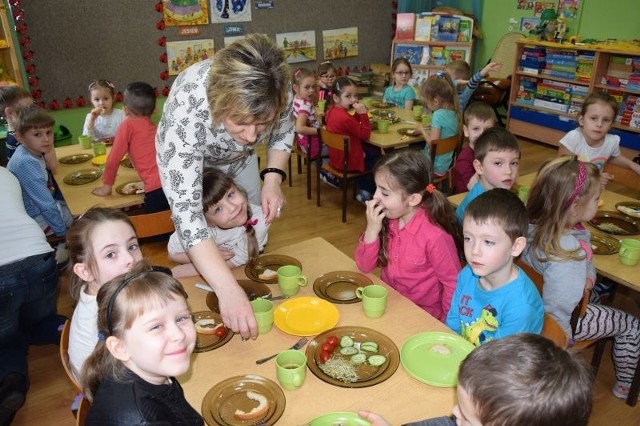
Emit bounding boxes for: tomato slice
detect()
[321,343,334,353]
[320,350,331,364]
[214,325,227,338]
[326,336,339,347]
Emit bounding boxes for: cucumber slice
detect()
[360,341,379,353]
[339,347,359,356]
[368,355,387,366]
[350,353,368,365]
[340,335,354,348]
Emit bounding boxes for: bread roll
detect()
[233,391,269,420]
[258,268,277,281]
[194,318,220,335]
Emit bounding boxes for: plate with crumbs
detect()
[192,311,234,353]
[63,169,102,185]
[616,202,640,219]
[245,255,302,283]
[115,180,144,195]
[59,153,93,164]
[313,270,372,304]
[370,109,396,118]
[590,232,620,255]
[207,280,271,313]
[589,211,640,235]
[396,127,419,136]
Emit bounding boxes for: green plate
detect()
[308,412,371,426]
[400,331,474,387]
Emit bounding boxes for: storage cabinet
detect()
[0,2,23,87]
[507,40,640,152]
[390,14,473,91]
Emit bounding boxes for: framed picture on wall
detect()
[211,0,252,23]
[276,31,317,64]
[163,0,210,26]
[166,39,215,76]
[322,27,359,60]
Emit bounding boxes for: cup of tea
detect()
[92,142,107,157]
[421,114,432,126]
[79,134,92,149]
[412,105,424,120]
[518,186,530,203]
[275,349,307,390]
[618,239,640,266]
[355,284,388,318]
[250,298,274,334]
[277,265,308,297]
[362,97,373,109]
[377,120,390,134]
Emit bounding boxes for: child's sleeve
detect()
[82,113,93,139]
[444,276,463,333]
[354,234,380,273]
[101,121,130,185]
[453,147,475,193]
[20,161,68,236]
[426,231,460,321]
[458,71,483,111]
[542,258,585,334]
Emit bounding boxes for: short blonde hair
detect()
[207,34,289,133]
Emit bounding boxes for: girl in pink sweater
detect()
[355,150,463,321]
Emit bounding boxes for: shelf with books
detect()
[508,40,640,149]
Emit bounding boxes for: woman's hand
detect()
[357,410,391,426]
[261,174,286,224]
[362,199,385,243]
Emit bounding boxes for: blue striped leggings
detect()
[574,303,640,385]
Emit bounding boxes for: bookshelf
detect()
[391,13,473,91]
[0,3,23,87]
[507,39,640,152]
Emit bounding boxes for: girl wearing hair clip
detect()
[522,157,640,401]
[355,150,463,321]
[81,262,203,425]
[168,168,269,278]
[292,67,324,160]
[82,79,125,144]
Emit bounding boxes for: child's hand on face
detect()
[357,410,391,426]
[353,101,368,115]
[90,106,104,119]
[363,198,385,240]
[481,62,503,78]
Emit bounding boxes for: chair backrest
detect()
[542,313,569,348]
[490,32,525,79]
[603,162,640,192]
[430,134,460,171]
[319,128,350,170]
[76,396,91,426]
[127,209,175,239]
[59,319,82,393]
[515,258,544,294]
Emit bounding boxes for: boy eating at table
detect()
[447,189,543,347]
[358,333,594,426]
[91,82,169,213]
[455,127,520,223]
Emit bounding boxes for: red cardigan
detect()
[325,106,371,172]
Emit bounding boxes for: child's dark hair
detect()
[202,168,259,264]
[330,76,357,107]
[14,104,55,134]
[446,59,471,81]
[463,188,528,243]
[580,92,618,118]
[473,127,520,163]
[80,261,189,402]
[391,57,413,78]
[292,67,316,86]
[124,82,156,117]
[88,79,116,98]
[0,85,31,118]
[374,150,463,264]
[317,61,336,77]
[527,157,600,262]
[67,207,136,301]
[459,333,593,426]
[463,101,496,125]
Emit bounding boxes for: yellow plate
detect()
[91,154,107,166]
[274,297,339,336]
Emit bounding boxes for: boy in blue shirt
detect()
[447,188,543,346]
[455,127,520,222]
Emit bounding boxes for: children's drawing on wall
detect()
[211,0,252,23]
[167,39,215,76]
[276,31,317,64]
[517,1,534,10]
[557,0,579,18]
[224,36,245,47]
[163,0,210,26]
[534,2,556,17]
[322,27,358,60]
[520,17,541,32]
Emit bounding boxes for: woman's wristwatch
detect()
[259,167,287,183]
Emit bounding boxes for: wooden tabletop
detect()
[447,172,640,293]
[53,144,143,216]
[366,107,425,153]
[179,237,456,425]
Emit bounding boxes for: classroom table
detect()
[448,172,640,293]
[179,237,457,425]
[366,107,425,153]
[53,144,144,216]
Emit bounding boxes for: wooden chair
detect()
[603,162,640,192]
[316,128,370,223]
[76,396,91,426]
[429,134,460,193]
[59,319,82,394]
[287,140,304,187]
[127,209,175,240]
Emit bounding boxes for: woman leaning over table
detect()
[156,34,293,340]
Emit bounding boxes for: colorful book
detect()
[393,44,422,65]
[430,45,446,66]
[435,15,460,42]
[444,47,466,63]
[415,14,436,42]
[457,19,472,42]
[395,13,415,40]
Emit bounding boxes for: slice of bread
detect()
[233,391,269,420]
[258,268,277,281]
[194,318,220,335]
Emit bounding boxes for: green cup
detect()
[250,298,274,334]
[518,186,530,203]
[92,142,107,156]
[275,349,307,390]
[362,97,373,109]
[355,284,388,318]
[618,239,640,266]
[421,114,432,126]
[277,265,308,297]
[412,105,424,120]
[377,120,390,134]
[317,100,326,114]
[79,134,92,149]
